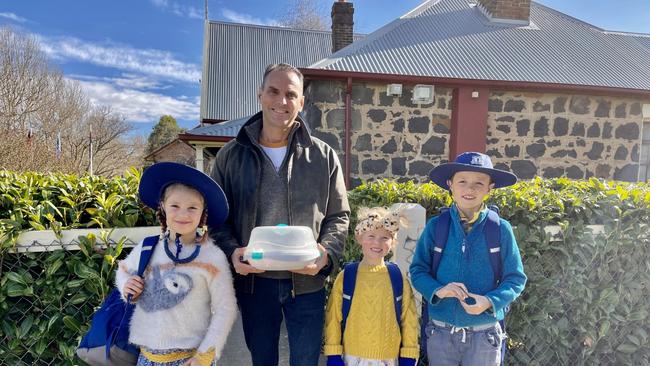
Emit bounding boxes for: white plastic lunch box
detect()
[243,226,320,270]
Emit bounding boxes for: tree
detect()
[0,26,140,176]
[0,27,57,133]
[278,0,330,31]
[146,115,184,155]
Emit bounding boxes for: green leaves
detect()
[1,233,133,365]
[3,271,34,297]
[0,169,156,253]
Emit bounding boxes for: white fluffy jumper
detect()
[115,237,237,360]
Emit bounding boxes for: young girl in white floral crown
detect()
[116,162,237,366]
[324,207,419,366]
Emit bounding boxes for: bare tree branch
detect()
[0,26,145,176]
[277,0,330,31]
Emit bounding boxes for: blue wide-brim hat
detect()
[428,152,517,190]
[139,162,228,228]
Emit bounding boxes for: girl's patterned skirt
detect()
[136,347,215,366]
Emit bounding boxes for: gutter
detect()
[177,134,233,144]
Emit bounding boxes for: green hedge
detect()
[0,169,157,251]
[1,171,649,365]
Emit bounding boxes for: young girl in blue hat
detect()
[116,162,237,366]
[409,152,527,366]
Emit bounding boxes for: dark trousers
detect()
[238,276,325,366]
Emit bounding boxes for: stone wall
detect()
[486,91,647,181]
[304,80,453,186]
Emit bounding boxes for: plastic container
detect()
[243,226,320,270]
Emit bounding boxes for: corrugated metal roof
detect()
[310,0,650,91]
[190,116,250,137]
[200,21,364,121]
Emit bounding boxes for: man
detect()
[211,63,350,366]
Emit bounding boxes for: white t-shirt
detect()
[262,145,287,171]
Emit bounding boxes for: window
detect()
[641,121,650,181]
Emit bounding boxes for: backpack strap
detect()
[484,209,502,287]
[109,235,160,356]
[420,208,452,360]
[341,261,404,334]
[432,209,451,275]
[386,262,404,329]
[484,208,508,366]
[137,235,159,277]
[341,262,359,334]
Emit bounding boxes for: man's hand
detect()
[460,294,492,315]
[123,275,145,301]
[434,282,469,301]
[231,247,265,275]
[291,243,328,276]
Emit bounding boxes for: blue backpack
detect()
[341,261,404,334]
[76,235,159,365]
[419,207,507,365]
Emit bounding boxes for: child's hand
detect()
[460,294,492,315]
[326,355,345,366]
[435,282,469,301]
[180,357,203,366]
[123,275,145,301]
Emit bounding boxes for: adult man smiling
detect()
[211,63,350,366]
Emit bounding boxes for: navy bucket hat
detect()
[139,162,229,228]
[428,152,517,190]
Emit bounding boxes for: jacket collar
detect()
[235,111,313,148]
[450,204,489,226]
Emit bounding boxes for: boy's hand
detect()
[123,275,145,301]
[231,247,265,275]
[291,243,328,276]
[435,282,469,301]
[460,294,492,315]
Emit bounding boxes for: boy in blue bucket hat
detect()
[409,152,527,366]
[117,162,237,366]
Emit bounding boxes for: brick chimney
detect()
[476,0,531,24]
[331,0,354,53]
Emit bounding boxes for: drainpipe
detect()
[344,77,352,188]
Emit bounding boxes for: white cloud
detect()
[150,0,203,19]
[38,35,201,83]
[72,77,199,124]
[222,9,280,26]
[0,12,27,23]
[72,73,174,91]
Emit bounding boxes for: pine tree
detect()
[146,115,184,155]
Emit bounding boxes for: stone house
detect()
[299,0,650,187]
[184,0,650,187]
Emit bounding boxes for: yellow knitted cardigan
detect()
[323,263,420,360]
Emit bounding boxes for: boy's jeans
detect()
[238,276,325,366]
[425,320,505,366]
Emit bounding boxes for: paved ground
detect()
[220,311,326,365]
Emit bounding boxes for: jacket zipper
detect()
[287,141,296,299]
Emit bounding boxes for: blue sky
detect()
[1,0,649,137]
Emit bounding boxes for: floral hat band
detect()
[354,207,403,237]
